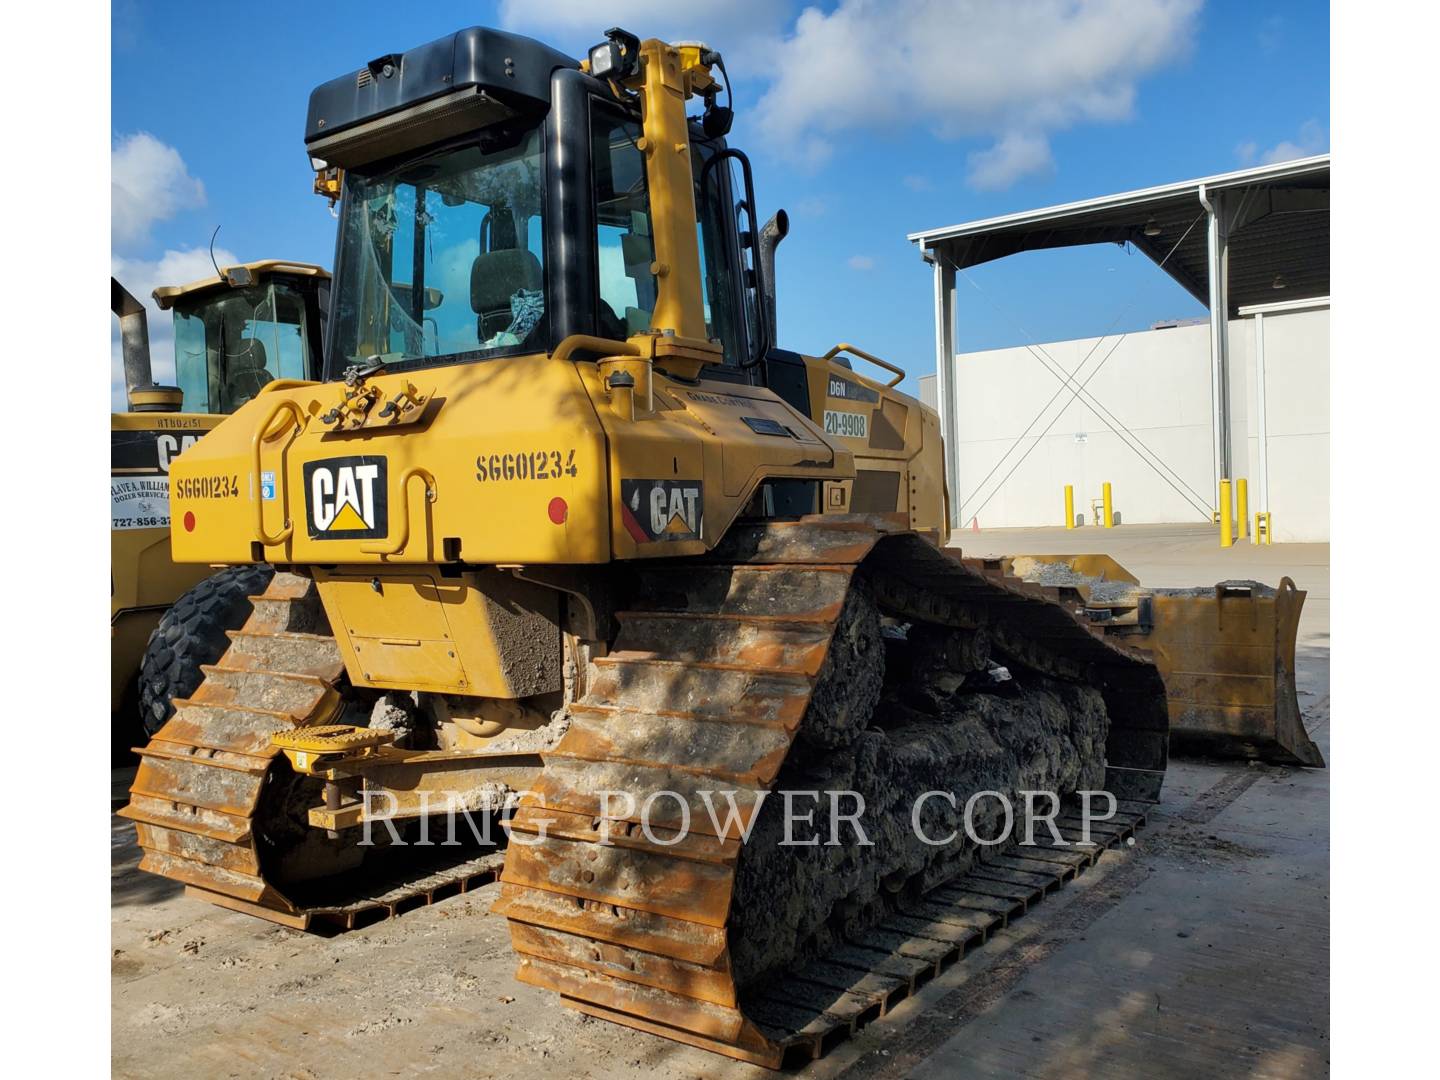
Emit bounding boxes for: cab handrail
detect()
[823,342,906,388]
[552,335,642,362]
[362,467,437,557]
[251,398,307,546]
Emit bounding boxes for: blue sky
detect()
[111,0,1329,403]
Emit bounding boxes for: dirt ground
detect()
[112,524,1329,1078]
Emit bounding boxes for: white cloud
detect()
[793,195,828,218]
[847,255,875,271]
[1259,119,1328,165]
[112,132,206,250]
[966,131,1056,190]
[111,246,237,410]
[497,1,789,56]
[755,0,1201,182]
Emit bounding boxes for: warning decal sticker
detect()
[304,456,389,540]
[620,479,703,543]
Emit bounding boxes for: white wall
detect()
[1234,306,1330,543]
[923,307,1329,541]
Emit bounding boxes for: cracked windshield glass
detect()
[332,125,545,372]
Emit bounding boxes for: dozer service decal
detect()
[111,477,171,531]
[110,428,202,530]
[304,456,388,540]
[620,479,703,543]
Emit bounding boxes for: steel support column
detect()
[1253,311,1270,516]
[930,253,959,530]
[1199,184,1232,496]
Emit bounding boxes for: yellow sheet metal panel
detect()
[313,567,562,698]
[168,355,611,566]
[796,352,948,534]
[577,362,855,560]
[167,349,883,571]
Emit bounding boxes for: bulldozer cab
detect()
[167,27,948,568]
[152,261,329,412]
[311,32,769,386]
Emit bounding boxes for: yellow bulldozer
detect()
[111,261,328,749]
[120,26,1316,1067]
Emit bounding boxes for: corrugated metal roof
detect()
[909,155,1329,313]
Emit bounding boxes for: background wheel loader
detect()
[120,25,1314,1067]
[111,262,328,752]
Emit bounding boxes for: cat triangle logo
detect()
[304,457,389,540]
[618,479,703,544]
[327,501,369,533]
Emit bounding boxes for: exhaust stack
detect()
[112,277,182,413]
[758,209,789,346]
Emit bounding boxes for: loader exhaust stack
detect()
[111,277,182,413]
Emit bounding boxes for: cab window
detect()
[592,108,657,339]
[172,280,313,413]
[330,124,547,373]
[693,143,746,367]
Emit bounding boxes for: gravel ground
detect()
[113,525,1329,1079]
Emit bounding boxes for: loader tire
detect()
[138,564,275,737]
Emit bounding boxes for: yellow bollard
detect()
[1219,479,1233,547]
[1102,482,1113,528]
[1237,478,1248,542]
[1064,485,1075,529]
[1255,511,1273,546]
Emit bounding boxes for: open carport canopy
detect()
[908,155,1329,313]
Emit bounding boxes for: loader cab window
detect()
[592,110,658,339]
[171,280,314,413]
[330,124,546,375]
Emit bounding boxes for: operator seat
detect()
[223,338,272,408]
[471,249,543,342]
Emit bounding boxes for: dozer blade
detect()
[497,517,1169,1069]
[1006,554,1324,767]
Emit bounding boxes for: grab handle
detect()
[252,399,307,547]
[823,342,905,388]
[361,467,436,557]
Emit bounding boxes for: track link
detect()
[117,572,504,930]
[495,517,1168,1067]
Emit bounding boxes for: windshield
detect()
[330,125,546,375]
[172,281,313,413]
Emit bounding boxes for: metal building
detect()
[910,155,1330,541]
